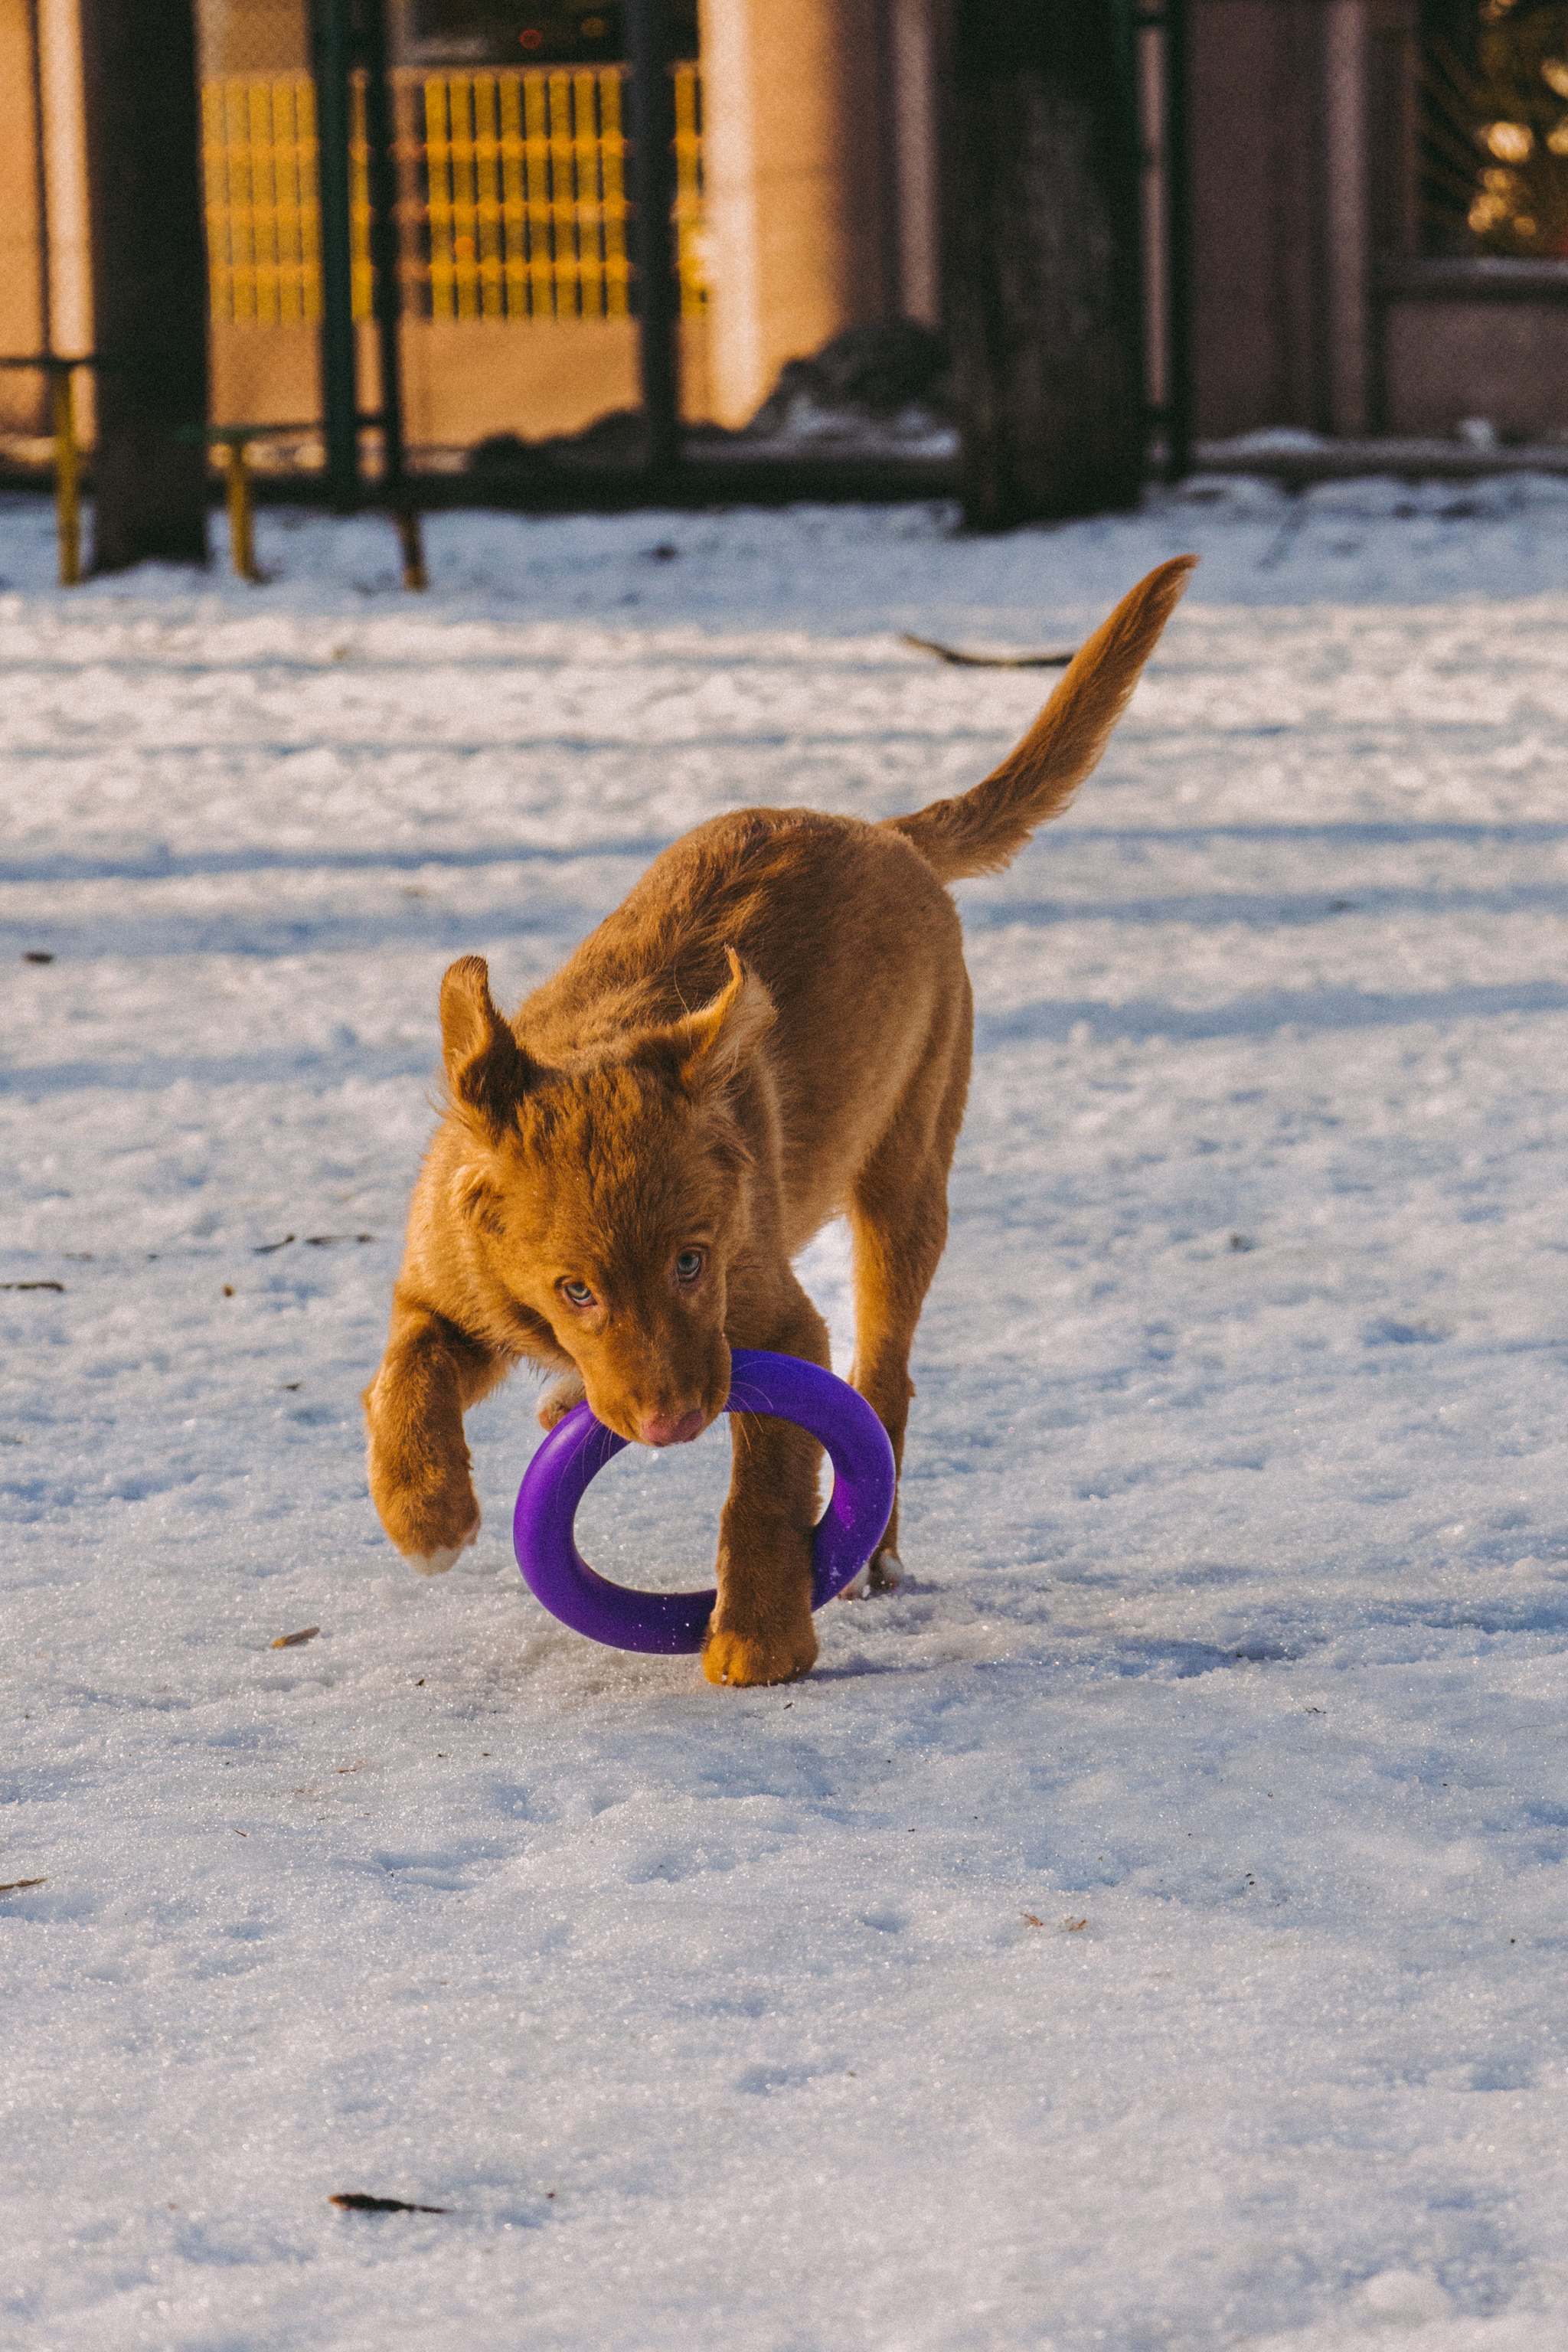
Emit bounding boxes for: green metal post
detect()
[361,0,405,494]
[312,0,359,511]
[625,0,680,479]
[1164,0,1192,480]
[1110,0,1148,468]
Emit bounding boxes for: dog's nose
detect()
[640,1406,704,1447]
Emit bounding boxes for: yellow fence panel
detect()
[672,62,703,315]
[204,65,704,328]
[203,74,322,326]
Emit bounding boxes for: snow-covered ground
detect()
[8,475,1568,2350]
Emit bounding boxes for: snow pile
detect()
[737,322,956,456]
[6,482,1568,2347]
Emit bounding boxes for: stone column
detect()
[0,0,49,431]
[887,0,940,326]
[38,0,96,431]
[697,0,893,426]
[1322,0,1370,436]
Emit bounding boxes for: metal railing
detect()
[201,64,705,329]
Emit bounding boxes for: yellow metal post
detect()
[395,506,427,591]
[224,436,258,579]
[51,368,80,587]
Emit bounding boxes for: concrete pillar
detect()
[1322,0,1370,436]
[38,0,95,414]
[887,0,940,325]
[1189,0,1373,439]
[0,0,48,430]
[697,0,893,426]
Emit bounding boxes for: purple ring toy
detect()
[511,1348,897,1653]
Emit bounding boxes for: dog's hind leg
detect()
[844,998,972,1592]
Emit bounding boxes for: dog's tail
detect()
[883,554,1197,883]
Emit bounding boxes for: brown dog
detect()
[364,555,1195,1684]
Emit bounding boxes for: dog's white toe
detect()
[841,1547,903,1599]
[408,1521,478,1576]
[538,1372,588,1431]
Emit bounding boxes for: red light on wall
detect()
[519,24,543,45]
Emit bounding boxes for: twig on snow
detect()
[330,2193,448,2214]
[901,632,1076,669]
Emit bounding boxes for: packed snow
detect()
[8,473,1568,2350]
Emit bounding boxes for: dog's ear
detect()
[671,948,776,1096]
[440,956,531,1135]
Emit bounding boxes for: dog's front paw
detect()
[371,1457,481,1570]
[537,1372,587,1431]
[407,1513,479,1576]
[703,1621,818,1687]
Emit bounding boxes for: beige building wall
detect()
[1380,297,1568,439]
[211,316,714,444]
[697,0,897,426]
[198,0,309,76]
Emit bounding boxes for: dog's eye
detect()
[560,1279,595,1308]
[675,1250,704,1286]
